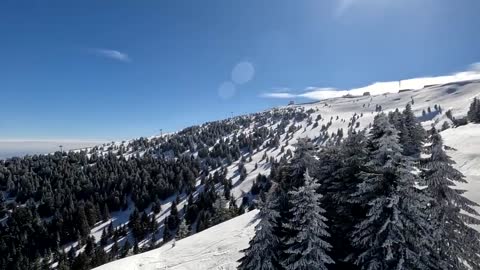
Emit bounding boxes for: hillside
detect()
[1,79,479,270]
[93,82,480,270]
[93,123,480,270]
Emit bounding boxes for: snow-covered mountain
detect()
[92,79,480,270]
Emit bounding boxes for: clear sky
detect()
[1,0,479,141]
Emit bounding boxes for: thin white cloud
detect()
[470,62,480,72]
[299,88,346,100]
[262,63,480,101]
[261,92,296,99]
[89,48,131,62]
[270,87,293,93]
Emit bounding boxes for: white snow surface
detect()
[442,124,480,231]
[93,210,259,270]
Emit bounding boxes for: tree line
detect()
[0,106,313,270]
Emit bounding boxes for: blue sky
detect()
[1,0,479,141]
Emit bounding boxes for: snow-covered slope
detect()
[442,124,480,231]
[93,80,480,270]
[94,210,259,270]
[93,125,480,270]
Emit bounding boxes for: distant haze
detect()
[0,140,105,159]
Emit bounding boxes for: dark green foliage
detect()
[238,194,281,270]
[422,129,480,269]
[128,209,157,241]
[316,129,368,270]
[133,240,140,254]
[110,240,120,259]
[399,104,426,157]
[0,148,202,268]
[167,200,180,231]
[441,121,450,131]
[350,114,439,269]
[100,228,108,246]
[281,172,334,270]
[176,219,190,240]
[120,239,131,258]
[468,97,480,123]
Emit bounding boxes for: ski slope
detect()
[93,210,259,270]
[94,80,480,270]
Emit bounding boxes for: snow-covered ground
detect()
[94,210,259,270]
[94,80,480,270]
[442,124,480,231]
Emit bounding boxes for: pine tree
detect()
[237,193,281,270]
[167,200,180,231]
[133,240,140,254]
[318,129,368,270]
[120,239,131,258]
[441,121,450,131]
[152,199,162,214]
[56,258,70,270]
[351,113,438,270]
[91,247,108,268]
[163,219,172,242]
[71,252,89,270]
[467,97,480,123]
[77,207,91,239]
[84,236,96,256]
[211,196,230,226]
[281,171,334,270]
[100,228,108,246]
[102,203,110,221]
[282,138,317,190]
[40,256,50,270]
[400,103,426,157]
[110,240,119,259]
[0,193,6,219]
[176,219,189,240]
[150,233,157,249]
[107,221,114,236]
[422,128,480,269]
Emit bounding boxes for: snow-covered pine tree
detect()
[351,113,438,270]
[422,128,480,269]
[211,195,231,226]
[287,138,317,186]
[237,192,281,270]
[400,103,426,157]
[467,97,480,123]
[281,170,334,270]
[176,219,190,240]
[319,128,368,270]
[388,108,403,131]
[274,138,318,255]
